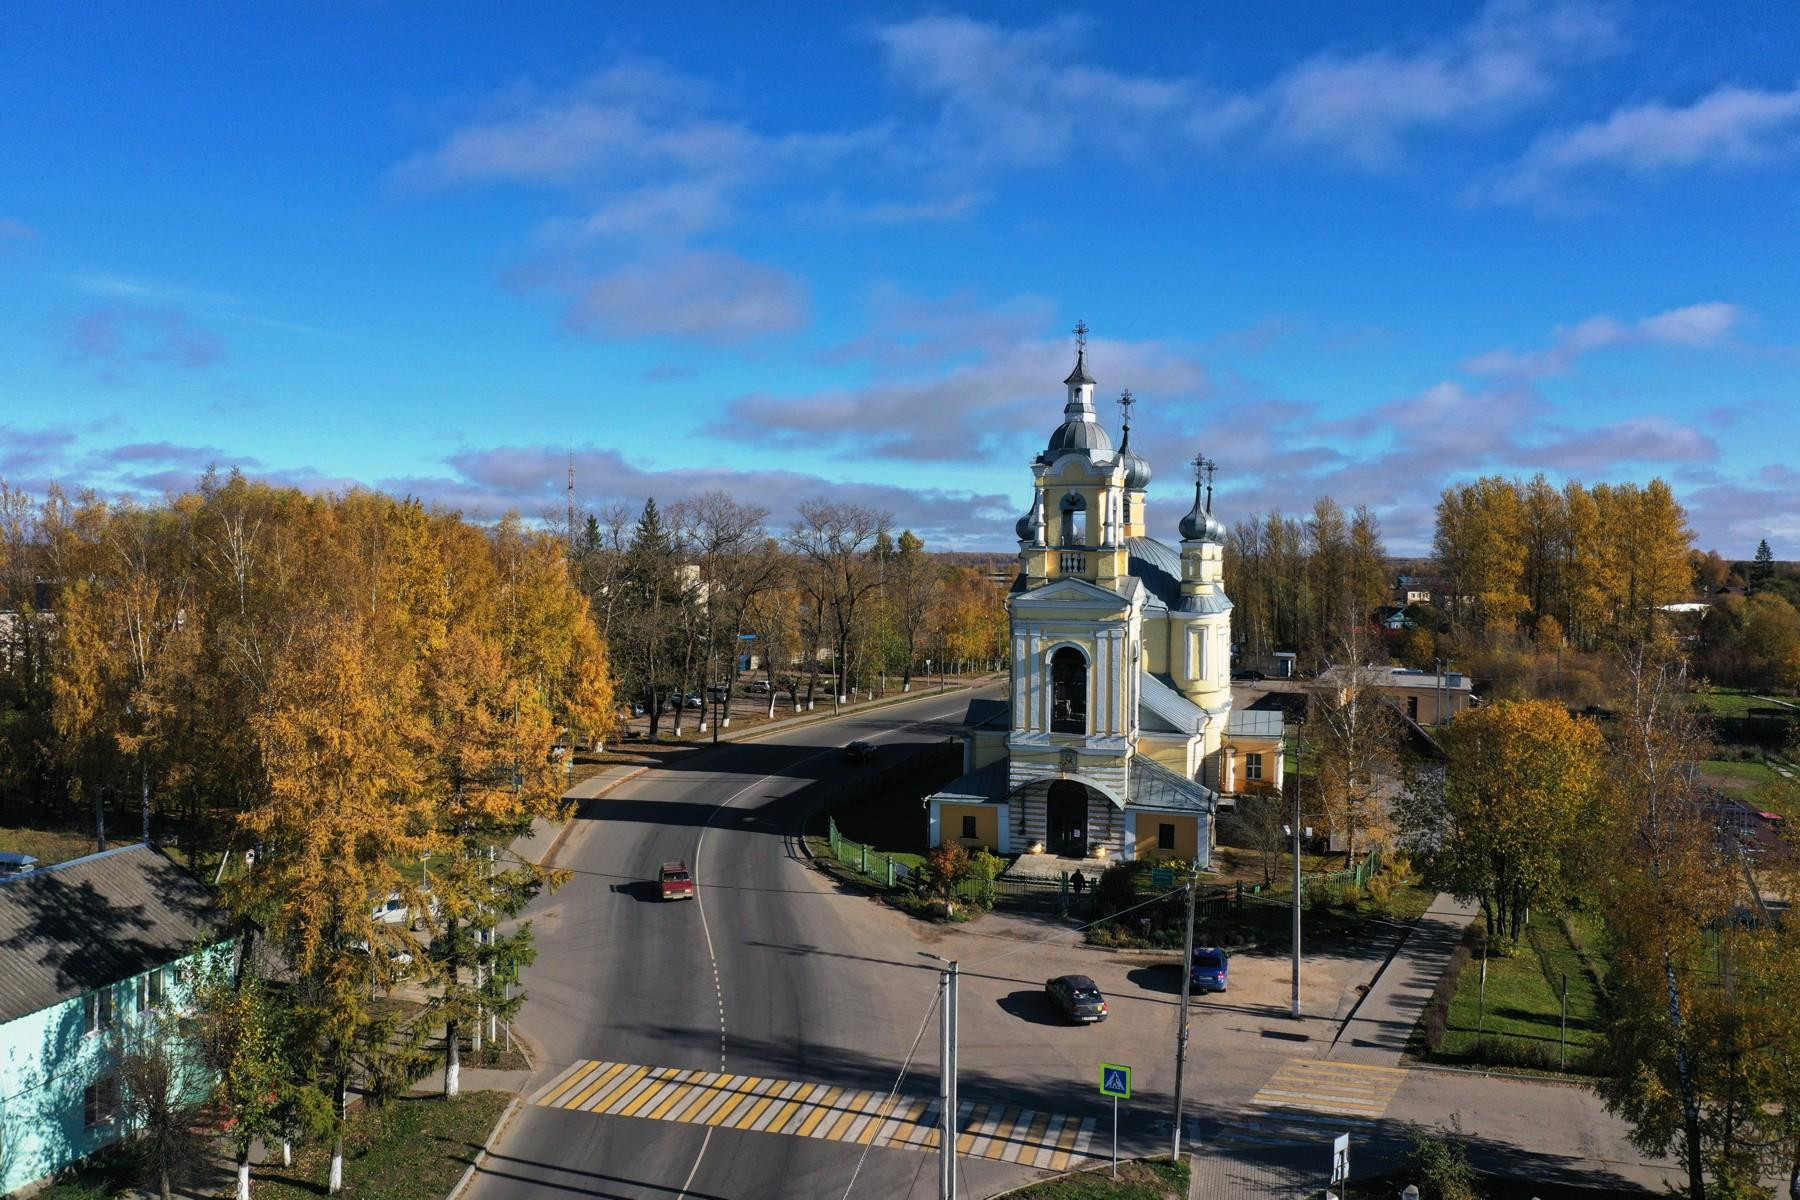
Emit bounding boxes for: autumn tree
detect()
[1310,648,1403,870]
[1592,650,1734,1200]
[1415,699,1604,942]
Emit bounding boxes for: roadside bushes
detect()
[1400,1125,1479,1200]
[1420,925,1479,1054]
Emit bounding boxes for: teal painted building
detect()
[0,843,232,1194]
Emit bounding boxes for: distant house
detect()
[0,844,233,1194]
[1317,665,1475,727]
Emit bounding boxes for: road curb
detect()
[444,1093,523,1200]
[1402,1059,1597,1089]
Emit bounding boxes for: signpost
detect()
[1100,1063,1131,1180]
[1331,1132,1350,1189]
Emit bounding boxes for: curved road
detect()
[469,687,1024,1200]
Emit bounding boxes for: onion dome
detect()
[1016,510,1034,540]
[1179,478,1225,543]
[1119,425,1152,490]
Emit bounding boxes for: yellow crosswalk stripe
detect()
[955,1103,993,1156]
[1048,1110,1084,1171]
[531,1060,1100,1169]
[535,1061,594,1107]
[797,1086,843,1138]
[569,1062,634,1111]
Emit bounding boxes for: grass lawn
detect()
[1699,758,1781,792]
[996,1158,1189,1199]
[0,822,101,866]
[1434,914,1606,1074]
[252,1090,511,1200]
[1685,687,1768,718]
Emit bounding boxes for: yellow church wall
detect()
[971,730,1007,771]
[1136,814,1199,861]
[1141,616,1170,676]
[941,804,999,850]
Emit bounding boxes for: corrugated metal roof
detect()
[964,698,1010,730]
[0,843,232,1023]
[932,760,1011,805]
[1140,672,1206,733]
[1125,537,1182,608]
[1129,755,1217,814]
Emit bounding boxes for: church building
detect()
[926,331,1284,867]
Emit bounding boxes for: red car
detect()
[659,861,696,901]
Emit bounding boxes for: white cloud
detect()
[874,2,1616,173]
[1494,82,1800,204]
[1465,301,1745,377]
[528,248,809,344]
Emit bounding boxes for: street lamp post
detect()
[1171,868,1197,1159]
[921,952,959,1200]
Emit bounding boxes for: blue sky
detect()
[2,2,1797,554]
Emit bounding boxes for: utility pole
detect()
[922,953,959,1199]
[1290,772,1303,1020]
[1171,868,1198,1159]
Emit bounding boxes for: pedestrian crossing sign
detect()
[1099,1063,1131,1099]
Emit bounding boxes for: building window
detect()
[1407,695,1419,720]
[1050,647,1088,734]
[961,815,978,840]
[84,1076,118,1128]
[1157,823,1176,851]
[1245,753,1263,782]
[85,988,115,1036]
[148,966,168,1008]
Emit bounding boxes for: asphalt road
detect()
[468,687,1049,1200]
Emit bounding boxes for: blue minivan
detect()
[1189,946,1229,993]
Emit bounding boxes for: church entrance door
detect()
[1046,780,1088,857]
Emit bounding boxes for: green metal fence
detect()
[824,817,909,888]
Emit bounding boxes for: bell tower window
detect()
[1059,493,1087,547]
[1050,647,1088,734]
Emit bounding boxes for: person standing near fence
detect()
[1071,870,1086,898]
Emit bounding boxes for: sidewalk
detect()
[1326,891,1478,1067]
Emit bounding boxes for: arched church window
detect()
[1050,647,1087,734]
[1058,493,1087,547]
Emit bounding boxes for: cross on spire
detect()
[1118,388,1135,428]
[1192,453,1218,512]
[1073,319,1089,353]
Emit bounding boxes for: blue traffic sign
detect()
[1099,1062,1132,1099]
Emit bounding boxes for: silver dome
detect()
[1178,480,1225,542]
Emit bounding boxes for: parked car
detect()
[1189,946,1230,993]
[1232,669,1266,682]
[843,740,878,763]
[707,685,731,702]
[683,692,705,709]
[747,680,772,695]
[629,702,647,717]
[659,861,696,901]
[1044,975,1108,1023]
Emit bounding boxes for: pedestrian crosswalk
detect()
[1184,1058,1407,1152]
[531,1060,1098,1170]
[1250,1058,1406,1119]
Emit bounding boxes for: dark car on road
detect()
[1044,974,1108,1023]
[1189,946,1229,993]
[843,740,878,763]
